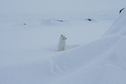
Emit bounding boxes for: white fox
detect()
[58,34,67,51]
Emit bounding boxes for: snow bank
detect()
[41,18,67,26]
[51,9,126,84]
[53,35,126,84]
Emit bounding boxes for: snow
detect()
[0,0,126,84]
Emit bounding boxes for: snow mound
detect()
[51,9,126,84]
[42,18,67,26]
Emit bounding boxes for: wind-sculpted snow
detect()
[54,37,126,84]
[42,18,67,26]
[50,10,126,84]
[50,34,120,72]
[1,9,126,84]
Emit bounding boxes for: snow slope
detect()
[52,9,126,84]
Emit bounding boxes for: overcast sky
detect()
[0,0,126,14]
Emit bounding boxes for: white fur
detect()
[58,34,67,51]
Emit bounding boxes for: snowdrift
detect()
[51,8,126,84]
[52,9,126,84]
[1,10,126,84]
[42,18,67,26]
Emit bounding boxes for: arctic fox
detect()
[58,34,67,51]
